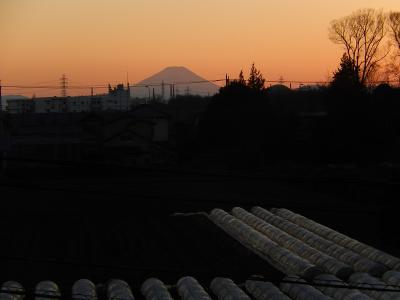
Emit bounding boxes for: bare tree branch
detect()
[329,9,388,85]
[389,12,400,50]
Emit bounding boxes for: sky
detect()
[1,0,400,96]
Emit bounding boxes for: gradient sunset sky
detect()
[1,0,400,96]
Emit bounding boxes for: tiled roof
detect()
[208,207,400,299]
[250,207,386,276]
[2,207,400,300]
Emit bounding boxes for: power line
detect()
[1,79,225,89]
[3,78,400,90]
[266,276,400,293]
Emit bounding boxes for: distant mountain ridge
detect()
[131,66,220,99]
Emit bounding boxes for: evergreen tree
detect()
[247,63,265,91]
[328,53,366,163]
[331,53,363,92]
[238,70,246,85]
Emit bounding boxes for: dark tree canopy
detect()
[238,70,246,85]
[329,9,388,85]
[247,63,266,91]
[331,53,363,93]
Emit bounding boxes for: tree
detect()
[238,70,246,85]
[386,12,400,85]
[329,9,388,85]
[247,63,265,91]
[331,53,363,92]
[389,12,400,50]
[328,54,367,163]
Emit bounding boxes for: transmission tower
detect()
[60,74,68,97]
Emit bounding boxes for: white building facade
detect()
[6,85,133,114]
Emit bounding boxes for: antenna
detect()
[60,74,68,97]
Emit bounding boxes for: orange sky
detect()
[1,0,400,96]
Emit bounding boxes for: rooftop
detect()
[1,207,400,299]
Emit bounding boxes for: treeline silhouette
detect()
[168,63,400,169]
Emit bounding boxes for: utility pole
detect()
[126,73,130,110]
[146,86,150,104]
[119,90,122,111]
[0,80,4,173]
[126,83,130,110]
[91,87,94,97]
[0,80,2,112]
[225,74,230,86]
[161,80,165,102]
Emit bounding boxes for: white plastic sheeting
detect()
[245,280,291,300]
[382,271,400,287]
[141,278,173,300]
[210,208,321,278]
[107,279,134,300]
[210,278,250,300]
[177,277,212,300]
[34,281,61,300]
[232,207,353,279]
[251,206,386,276]
[348,272,400,300]
[271,208,400,271]
[0,281,25,300]
[313,274,371,300]
[280,276,332,300]
[72,279,97,300]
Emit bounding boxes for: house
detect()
[7,113,83,165]
[129,104,170,142]
[3,104,174,168]
[81,106,173,165]
[7,98,34,114]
